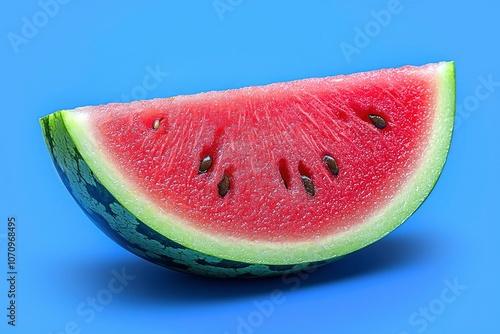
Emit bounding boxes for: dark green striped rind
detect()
[40,112,335,278]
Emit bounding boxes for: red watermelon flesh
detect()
[86,64,440,240]
[42,62,455,270]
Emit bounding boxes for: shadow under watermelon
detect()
[59,230,442,306]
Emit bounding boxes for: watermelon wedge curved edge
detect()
[40,62,455,277]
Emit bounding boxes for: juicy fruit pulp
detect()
[88,77,430,241]
[41,62,455,277]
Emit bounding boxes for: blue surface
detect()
[1,1,499,333]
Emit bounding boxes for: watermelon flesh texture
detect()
[41,62,455,277]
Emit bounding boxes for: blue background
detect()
[1,1,499,333]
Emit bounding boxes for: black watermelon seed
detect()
[218,174,230,197]
[301,175,315,196]
[368,114,387,129]
[323,155,339,176]
[153,119,160,130]
[198,156,213,174]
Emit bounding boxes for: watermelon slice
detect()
[40,62,455,277]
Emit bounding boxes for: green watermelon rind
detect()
[42,61,455,270]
